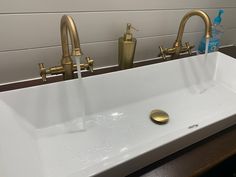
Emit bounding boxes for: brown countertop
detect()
[0,46,236,177]
[219,46,236,58]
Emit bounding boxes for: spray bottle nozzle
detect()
[214,9,224,25]
[218,9,224,16]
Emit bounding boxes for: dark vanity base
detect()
[127,124,236,177]
[201,155,236,177]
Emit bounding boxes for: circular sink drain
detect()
[150,109,169,124]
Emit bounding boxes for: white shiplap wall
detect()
[0,0,236,84]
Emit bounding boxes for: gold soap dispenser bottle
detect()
[118,23,137,69]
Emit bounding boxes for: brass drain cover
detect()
[150,109,169,124]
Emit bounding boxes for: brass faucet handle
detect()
[38,63,47,82]
[185,42,195,55]
[159,46,167,60]
[85,57,94,72]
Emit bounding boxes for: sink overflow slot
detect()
[188,124,199,129]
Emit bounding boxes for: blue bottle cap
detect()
[214,9,224,25]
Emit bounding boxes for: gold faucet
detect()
[159,10,212,59]
[39,15,94,81]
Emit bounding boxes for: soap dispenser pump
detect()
[118,23,137,69]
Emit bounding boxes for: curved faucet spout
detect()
[38,15,94,81]
[60,15,83,80]
[158,10,212,60]
[174,10,212,48]
[60,15,82,58]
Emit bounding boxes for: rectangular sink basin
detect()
[0,52,236,177]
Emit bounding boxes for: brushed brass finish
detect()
[118,23,137,69]
[61,15,82,58]
[159,10,212,59]
[38,15,94,81]
[150,109,169,124]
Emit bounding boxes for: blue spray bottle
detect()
[198,9,224,53]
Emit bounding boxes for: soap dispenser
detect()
[118,23,137,69]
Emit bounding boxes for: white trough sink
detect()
[0,52,236,177]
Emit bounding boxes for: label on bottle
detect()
[208,38,220,53]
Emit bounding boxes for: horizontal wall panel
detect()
[0,8,235,52]
[0,0,236,13]
[0,29,235,84]
[222,29,236,46]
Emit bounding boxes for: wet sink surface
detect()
[1,52,236,177]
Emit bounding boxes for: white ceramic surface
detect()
[1,52,236,177]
